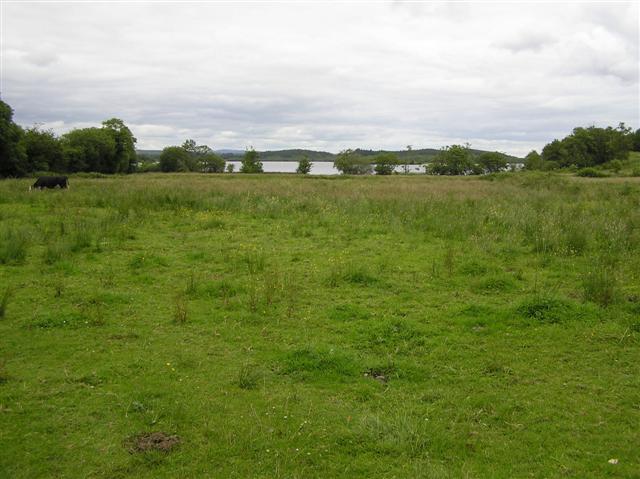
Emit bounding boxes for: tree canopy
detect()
[296,155,312,174]
[374,153,397,175]
[334,149,372,175]
[0,100,27,177]
[427,144,474,175]
[240,148,263,173]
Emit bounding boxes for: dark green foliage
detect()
[374,153,397,175]
[240,148,263,173]
[296,155,312,174]
[427,144,474,175]
[61,127,117,173]
[0,100,27,177]
[201,153,225,173]
[524,150,544,170]
[632,129,640,151]
[159,146,191,172]
[541,124,633,169]
[334,149,372,175]
[477,152,508,173]
[22,126,65,173]
[576,167,608,178]
[102,118,138,173]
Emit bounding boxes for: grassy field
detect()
[0,172,639,478]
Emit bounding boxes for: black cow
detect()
[30,176,69,191]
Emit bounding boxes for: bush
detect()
[576,168,608,178]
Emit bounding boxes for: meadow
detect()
[0,172,639,478]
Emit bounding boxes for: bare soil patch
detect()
[125,432,180,453]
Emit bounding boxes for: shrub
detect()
[576,168,608,178]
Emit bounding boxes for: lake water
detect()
[225,161,425,175]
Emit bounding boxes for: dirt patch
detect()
[125,432,180,453]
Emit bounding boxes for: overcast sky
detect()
[1,1,638,156]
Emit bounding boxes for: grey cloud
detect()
[498,33,557,53]
[1,2,637,157]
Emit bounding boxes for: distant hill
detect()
[138,148,522,163]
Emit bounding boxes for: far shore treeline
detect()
[1,99,639,178]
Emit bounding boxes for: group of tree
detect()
[524,124,639,171]
[332,145,509,176]
[159,140,225,173]
[1,100,137,177]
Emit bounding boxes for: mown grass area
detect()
[0,172,639,478]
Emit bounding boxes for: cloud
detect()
[1,2,637,157]
[498,33,557,53]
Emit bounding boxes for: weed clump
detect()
[517,296,575,323]
[0,288,12,318]
[237,364,261,390]
[173,294,188,323]
[280,347,358,378]
[0,228,29,264]
[582,267,620,307]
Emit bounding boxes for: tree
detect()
[201,153,225,173]
[296,155,312,174]
[524,150,544,170]
[541,139,567,169]
[541,125,632,169]
[0,100,27,177]
[240,147,263,173]
[159,146,190,172]
[427,144,474,175]
[102,118,137,173]
[333,149,372,175]
[402,145,412,173]
[477,152,508,173]
[61,127,116,173]
[374,152,397,175]
[22,126,64,173]
[226,163,235,173]
[632,129,640,152]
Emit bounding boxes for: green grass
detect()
[0,172,639,477]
